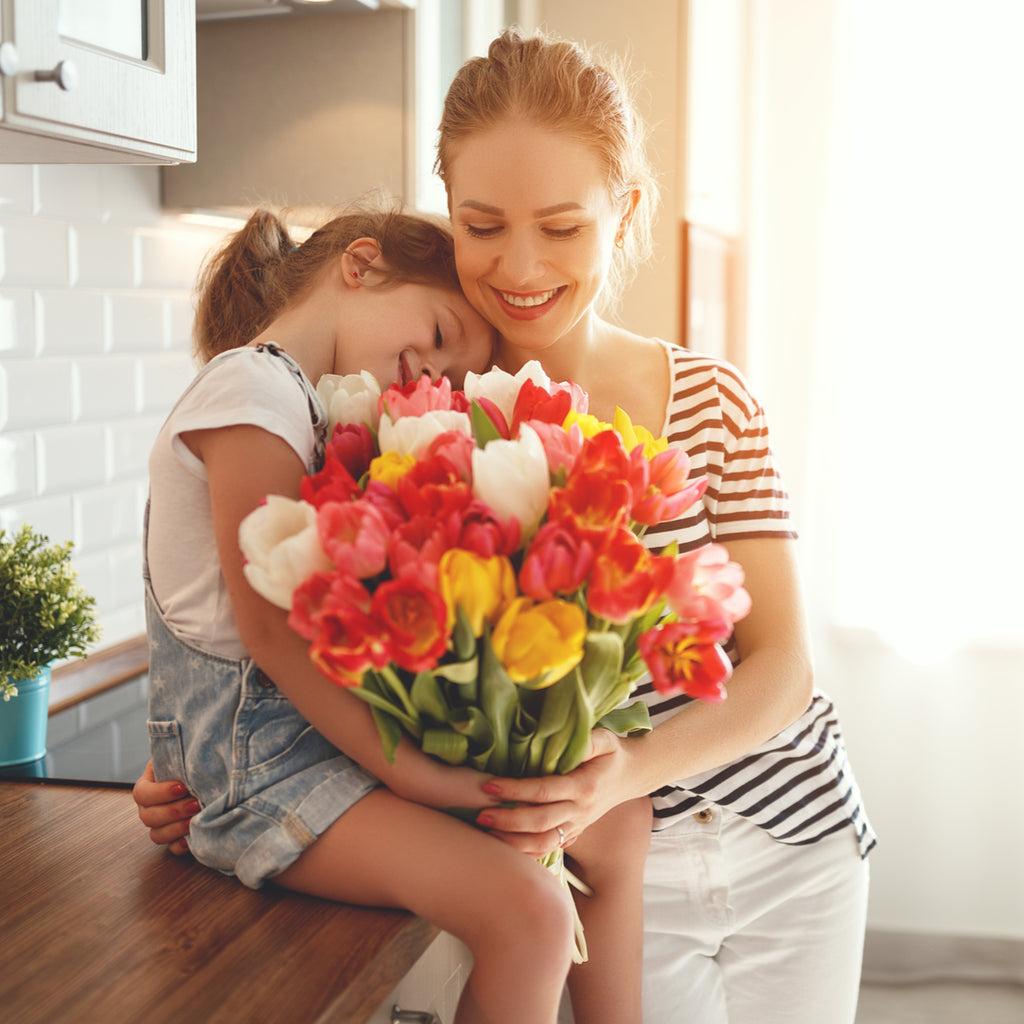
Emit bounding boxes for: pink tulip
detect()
[317,500,390,579]
[665,544,752,625]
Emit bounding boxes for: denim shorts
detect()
[146,589,380,889]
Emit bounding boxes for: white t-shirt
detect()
[146,345,324,658]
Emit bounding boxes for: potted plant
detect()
[1,525,101,768]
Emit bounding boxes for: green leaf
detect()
[470,400,503,447]
[578,631,626,722]
[451,605,478,663]
[479,630,519,775]
[369,704,403,764]
[556,671,597,774]
[449,707,496,770]
[421,727,469,765]
[597,700,653,736]
[410,670,452,725]
[433,656,480,686]
[354,672,422,737]
[527,673,578,775]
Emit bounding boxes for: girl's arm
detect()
[196,423,496,812]
[474,536,814,855]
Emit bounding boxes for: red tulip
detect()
[518,520,596,601]
[373,577,449,673]
[587,527,675,623]
[638,619,734,701]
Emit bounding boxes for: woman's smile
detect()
[494,286,565,319]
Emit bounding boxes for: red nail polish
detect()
[184,800,200,816]
[171,783,188,797]
[482,782,501,796]
[477,813,495,828]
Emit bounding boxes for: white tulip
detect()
[317,371,381,434]
[238,495,332,609]
[377,409,472,458]
[463,360,552,424]
[471,423,550,540]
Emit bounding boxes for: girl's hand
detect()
[132,760,197,856]
[474,730,640,857]
[384,746,504,814]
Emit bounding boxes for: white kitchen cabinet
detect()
[0,0,196,164]
[367,931,471,1024]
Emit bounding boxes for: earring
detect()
[615,234,626,249]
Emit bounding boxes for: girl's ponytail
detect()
[192,210,294,363]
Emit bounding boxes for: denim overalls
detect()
[145,345,379,889]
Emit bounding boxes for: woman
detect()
[136,28,875,1024]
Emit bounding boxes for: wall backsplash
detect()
[0,163,230,653]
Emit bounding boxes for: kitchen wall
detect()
[0,163,229,649]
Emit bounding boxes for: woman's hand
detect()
[132,760,198,856]
[474,729,642,857]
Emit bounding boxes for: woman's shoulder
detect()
[659,342,762,412]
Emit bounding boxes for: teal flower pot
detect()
[0,666,51,768]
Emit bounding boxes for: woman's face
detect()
[445,119,624,356]
[336,279,496,389]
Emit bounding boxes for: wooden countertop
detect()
[0,780,438,1023]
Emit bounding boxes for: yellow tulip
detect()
[563,408,607,439]
[611,407,668,459]
[368,450,416,490]
[490,596,587,685]
[438,549,517,636]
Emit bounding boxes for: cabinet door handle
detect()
[33,59,78,92]
[391,1007,442,1024]
[0,41,18,77]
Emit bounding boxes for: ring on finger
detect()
[556,824,567,848]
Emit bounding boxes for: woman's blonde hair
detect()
[192,197,461,363]
[435,27,659,313]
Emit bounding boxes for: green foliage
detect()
[0,525,101,700]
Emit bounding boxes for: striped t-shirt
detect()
[635,343,876,859]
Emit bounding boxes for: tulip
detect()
[378,409,473,459]
[447,501,522,558]
[630,447,709,527]
[518,520,595,601]
[379,373,456,420]
[611,406,668,459]
[637,619,734,701]
[368,450,417,491]
[472,424,551,539]
[396,451,474,521]
[317,370,381,433]
[373,577,449,673]
[526,419,585,479]
[438,549,517,636]
[464,361,554,424]
[490,596,587,685]
[310,595,390,687]
[387,515,448,584]
[317,500,390,579]
[665,544,752,624]
[587,527,675,624]
[239,496,332,609]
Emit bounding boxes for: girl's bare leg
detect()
[275,788,575,1024]
[564,797,653,1024]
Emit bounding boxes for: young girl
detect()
[144,202,579,1024]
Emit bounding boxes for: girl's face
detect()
[336,278,496,389]
[445,119,625,355]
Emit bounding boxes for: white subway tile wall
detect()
[0,164,230,653]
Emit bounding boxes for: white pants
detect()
[561,806,869,1023]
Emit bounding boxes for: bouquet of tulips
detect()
[238,361,750,959]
